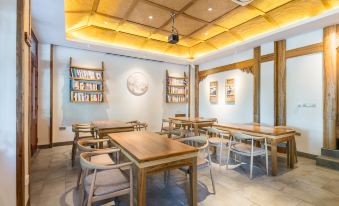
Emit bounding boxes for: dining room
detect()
[2,0,339,206]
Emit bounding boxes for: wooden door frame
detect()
[30,31,38,155]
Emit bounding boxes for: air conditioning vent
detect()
[232,0,254,6]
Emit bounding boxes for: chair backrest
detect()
[206,127,230,137]
[179,136,210,160]
[232,132,254,141]
[175,113,186,117]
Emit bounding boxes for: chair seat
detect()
[208,137,229,145]
[161,126,170,131]
[90,154,115,165]
[231,143,265,155]
[197,157,209,169]
[85,169,129,196]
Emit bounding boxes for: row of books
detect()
[71,91,103,102]
[168,87,186,94]
[168,78,187,86]
[72,80,103,91]
[167,95,186,103]
[71,68,103,80]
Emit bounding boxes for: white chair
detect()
[178,135,216,194]
[79,150,133,206]
[226,132,268,179]
[205,127,231,166]
[161,118,170,132]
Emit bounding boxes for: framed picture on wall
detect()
[210,81,218,104]
[225,78,235,104]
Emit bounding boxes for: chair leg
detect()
[76,169,82,188]
[219,143,223,167]
[71,141,76,167]
[209,167,216,194]
[250,139,254,179]
[265,138,269,175]
[226,143,231,170]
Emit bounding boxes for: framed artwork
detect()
[225,78,235,104]
[209,81,218,104]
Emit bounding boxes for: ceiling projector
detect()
[232,0,254,6]
[168,13,179,44]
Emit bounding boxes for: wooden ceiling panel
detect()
[230,16,276,40]
[177,37,201,47]
[128,1,171,28]
[114,32,147,48]
[250,0,293,12]
[89,13,120,31]
[147,0,192,11]
[267,0,327,26]
[215,6,262,29]
[150,30,171,42]
[118,22,154,38]
[207,32,239,49]
[165,45,191,58]
[191,25,226,41]
[184,0,238,22]
[70,26,117,44]
[65,13,90,32]
[190,42,215,57]
[164,15,205,36]
[97,0,134,18]
[64,0,94,12]
[143,39,171,53]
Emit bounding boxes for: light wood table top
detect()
[169,117,217,123]
[215,123,295,138]
[91,120,132,129]
[109,131,198,163]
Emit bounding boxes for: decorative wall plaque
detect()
[225,78,235,104]
[127,72,149,96]
[210,81,218,104]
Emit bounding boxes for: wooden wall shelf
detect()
[69,57,105,103]
[166,70,188,104]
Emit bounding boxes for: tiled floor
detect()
[30,145,339,206]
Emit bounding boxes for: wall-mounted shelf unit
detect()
[166,70,188,104]
[69,57,104,103]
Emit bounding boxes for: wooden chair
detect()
[160,118,170,132]
[72,123,97,167]
[177,135,216,194]
[205,127,231,166]
[127,120,148,131]
[226,132,268,179]
[274,126,298,163]
[79,150,133,206]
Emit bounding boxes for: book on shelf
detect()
[167,78,187,86]
[71,91,103,102]
[168,86,186,94]
[167,95,186,103]
[72,80,103,91]
[71,67,103,80]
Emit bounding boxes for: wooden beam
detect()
[253,47,261,123]
[199,59,254,80]
[49,45,54,148]
[323,25,339,149]
[194,65,199,117]
[286,43,323,58]
[260,53,275,62]
[274,40,286,126]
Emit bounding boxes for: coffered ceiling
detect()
[65,0,339,59]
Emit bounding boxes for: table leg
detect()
[271,141,278,176]
[189,157,197,206]
[137,168,147,206]
[286,139,290,167]
[194,123,199,136]
[289,136,295,169]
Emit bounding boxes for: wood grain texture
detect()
[109,131,198,162]
[194,65,199,117]
[286,42,323,58]
[253,47,261,123]
[274,40,286,126]
[323,25,338,149]
[188,65,191,117]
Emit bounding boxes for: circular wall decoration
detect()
[127,72,149,96]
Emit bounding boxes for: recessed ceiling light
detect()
[148,16,153,20]
[204,32,209,36]
[104,21,108,25]
[208,8,213,11]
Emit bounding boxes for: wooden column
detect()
[253,47,261,123]
[274,40,286,126]
[323,25,339,149]
[194,65,199,117]
[188,65,191,117]
[49,44,54,148]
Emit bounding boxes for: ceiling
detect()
[64,0,339,59]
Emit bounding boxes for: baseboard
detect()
[37,141,73,149]
[297,151,317,160]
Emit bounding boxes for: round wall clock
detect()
[127,72,149,96]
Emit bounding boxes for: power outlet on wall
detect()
[59,126,66,130]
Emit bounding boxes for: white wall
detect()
[38,45,188,144]
[199,29,324,155]
[199,50,254,124]
[0,0,18,205]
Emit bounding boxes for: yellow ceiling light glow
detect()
[64,0,339,59]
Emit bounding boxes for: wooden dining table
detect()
[91,120,135,138]
[108,131,199,206]
[214,123,296,176]
[169,117,217,135]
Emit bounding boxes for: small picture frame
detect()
[225,78,235,104]
[209,81,218,104]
